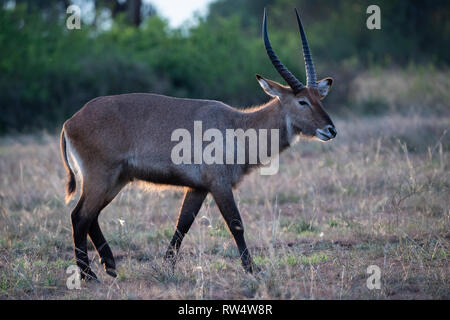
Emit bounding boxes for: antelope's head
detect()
[257,9,337,142]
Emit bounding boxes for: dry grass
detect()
[349,66,450,116]
[0,113,449,300]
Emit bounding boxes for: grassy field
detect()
[0,112,448,299]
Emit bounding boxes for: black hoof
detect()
[164,249,175,261]
[100,257,116,277]
[252,264,262,273]
[105,268,117,278]
[243,261,259,274]
[80,268,98,281]
[164,250,178,266]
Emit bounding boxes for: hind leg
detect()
[71,195,97,280]
[71,171,125,280]
[89,218,117,278]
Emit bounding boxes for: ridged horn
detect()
[263,8,304,93]
[295,8,317,88]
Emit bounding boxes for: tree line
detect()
[0,0,448,133]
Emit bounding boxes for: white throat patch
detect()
[285,115,300,146]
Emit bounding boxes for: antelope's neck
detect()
[238,99,292,154]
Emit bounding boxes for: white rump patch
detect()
[65,137,84,182]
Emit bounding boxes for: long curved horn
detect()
[295,8,317,88]
[263,9,304,93]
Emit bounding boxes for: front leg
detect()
[165,188,207,264]
[210,187,254,273]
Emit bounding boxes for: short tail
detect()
[60,128,76,204]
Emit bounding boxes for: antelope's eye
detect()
[299,100,308,106]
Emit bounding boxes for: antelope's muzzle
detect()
[316,125,337,141]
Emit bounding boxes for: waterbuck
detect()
[60,9,337,280]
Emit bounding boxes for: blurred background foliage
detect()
[0,0,449,133]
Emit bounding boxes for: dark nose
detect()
[327,126,337,138]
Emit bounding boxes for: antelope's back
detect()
[63,93,237,173]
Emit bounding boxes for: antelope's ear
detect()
[256,74,287,98]
[317,77,333,100]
